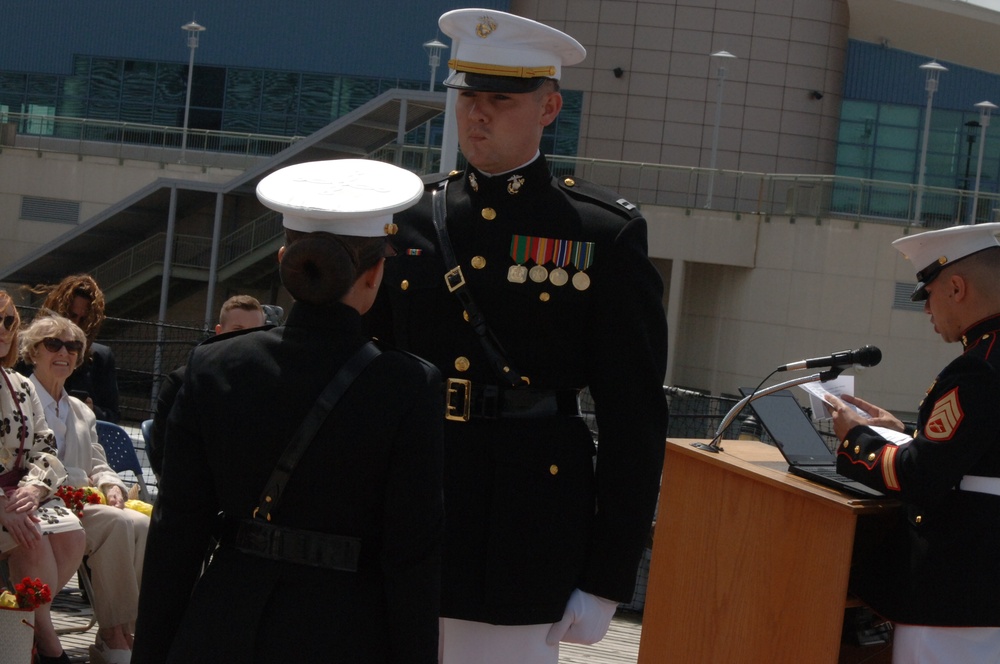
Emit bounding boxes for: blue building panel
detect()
[0,1,585,159]
[0,1,509,80]
[844,40,1000,112]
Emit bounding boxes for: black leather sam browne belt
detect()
[445,380,582,422]
[224,517,361,572]
[228,342,381,571]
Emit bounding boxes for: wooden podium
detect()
[637,438,898,663]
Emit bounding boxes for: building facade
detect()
[1,0,1000,416]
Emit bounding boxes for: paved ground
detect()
[50,423,645,662]
[52,582,643,663]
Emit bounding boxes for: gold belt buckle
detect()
[445,378,471,422]
[444,266,466,293]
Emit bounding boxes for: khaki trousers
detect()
[81,503,149,628]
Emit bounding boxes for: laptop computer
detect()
[739,387,884,499]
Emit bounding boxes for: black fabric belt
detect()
[445,380,581,422]
[221,517,360,572]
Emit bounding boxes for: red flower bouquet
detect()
[54,484,105,517]
[0,577,52,610]
[0,577,50,658]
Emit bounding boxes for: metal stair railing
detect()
[91,210,283,294]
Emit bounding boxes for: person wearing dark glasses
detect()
[0,293,86,664]
[23,275,121,423]
[21,314,148,664]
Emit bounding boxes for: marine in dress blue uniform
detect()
[367,9,668,662]
[828,223,1000,662]
[133,160,444,664]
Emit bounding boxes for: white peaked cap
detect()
[256,159,423,236]
[892,222,1000,301]
[439,8,586,92]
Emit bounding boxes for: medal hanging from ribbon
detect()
[570,241,595,291]
[549,238,571,287]
[508,235,530,283]
[529,236,553,283]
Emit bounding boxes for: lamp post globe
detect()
[705,50,737,209]
[180,20,206,163]
[913,60,946,225]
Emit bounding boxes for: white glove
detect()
[545,588,619,645]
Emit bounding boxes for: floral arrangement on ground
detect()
[0,577,52,610]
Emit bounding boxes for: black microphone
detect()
[776,345,882,372]
[664,386,704,398]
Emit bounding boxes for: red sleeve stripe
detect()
[880,445,901,491]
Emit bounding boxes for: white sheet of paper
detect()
[798,376,866,421]
[869,425,913,446]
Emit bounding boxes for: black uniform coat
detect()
[132,303,444,663]
[368,156,668,625]
[837,313,1000,626]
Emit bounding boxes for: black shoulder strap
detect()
[431,182,526,388]
[254,341,381,521]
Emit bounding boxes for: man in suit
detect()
[147,295,268,478]
[827,223,1000,662]
[367,9,668,662]
[133,159,444,663]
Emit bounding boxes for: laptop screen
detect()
[739,388,835,465]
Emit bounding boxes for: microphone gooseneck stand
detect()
[691,366,846,454]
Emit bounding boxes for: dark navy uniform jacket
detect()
[133,303,444,663]
[837,313,1000,626]
[368,155,668,625]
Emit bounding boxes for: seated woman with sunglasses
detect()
[21,314,149,664]
[0,294,86,664]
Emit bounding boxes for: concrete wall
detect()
[513,0,849,175]
[0,148,239,269]
[645,205,956,417]
[848,0,1000,74]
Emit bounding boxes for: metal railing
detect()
[5,109,996,227]
[91,210,282,292]
[371,149,1000,227]
[544,156,1000,228]
[0,111,300,170]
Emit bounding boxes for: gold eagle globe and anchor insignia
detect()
[507,174,525,195]
[476,15,498,39]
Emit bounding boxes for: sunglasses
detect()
[40,337,84,354]
[1,315,15,331]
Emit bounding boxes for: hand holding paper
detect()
[824,393,908,443]
[838,394,905,432]
[799,376,866,421]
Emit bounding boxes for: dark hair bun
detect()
[279,234,357,305]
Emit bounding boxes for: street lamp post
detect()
[705,50,736,209]
[969,100,997,225]
[960,120,979,223]
[180,20,206,164]
[422,38,447,172]
[913,60,947,226]
[423,38,447,91]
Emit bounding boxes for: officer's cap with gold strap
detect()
[439,9,586,93]
[893,222,1000,301]
[256,159,422,236]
